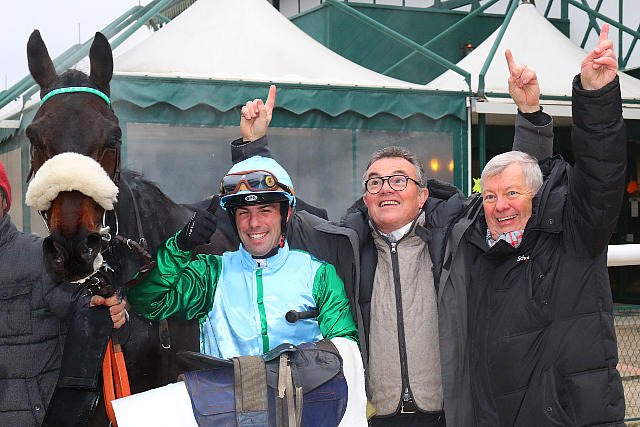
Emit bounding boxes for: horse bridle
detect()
[32,86,137,284]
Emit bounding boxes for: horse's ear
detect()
[89,32,113,93]
[27,30,56,89]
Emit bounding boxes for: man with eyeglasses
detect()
[339,55,556,425]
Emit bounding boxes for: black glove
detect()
[176,196,219,251]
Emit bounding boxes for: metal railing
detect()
[615,305,640,422]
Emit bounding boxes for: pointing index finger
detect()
[598,23,610,45]
[505,49,516,74]
[265,85,276,113]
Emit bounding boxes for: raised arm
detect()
[569,24,626,254]
[506,49,554,160]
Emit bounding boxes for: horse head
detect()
[25,30,121,282]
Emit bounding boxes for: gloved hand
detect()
[176,196,219,251]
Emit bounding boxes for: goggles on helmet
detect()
[220,170,293,196]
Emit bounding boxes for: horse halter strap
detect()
[41,86,111,108]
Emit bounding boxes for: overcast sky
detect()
[1,0,638,91]
[1,1,146,90]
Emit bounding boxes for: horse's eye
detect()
[107,133,121,148]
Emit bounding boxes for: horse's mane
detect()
[117,169,192,258]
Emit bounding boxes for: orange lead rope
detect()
[102,333,131,426]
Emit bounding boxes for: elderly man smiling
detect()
[443,24,626,426]
[340,60,555,426]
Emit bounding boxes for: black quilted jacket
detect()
[0,214,88,426]
[458,76,626,426]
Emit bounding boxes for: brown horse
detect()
[26,31,122,283]
[25,30,235,426]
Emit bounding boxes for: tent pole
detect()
[352,130,358,203]
[619,0,623,69]
[0,5,142,110]
[578,0,602,49]
[621,21,640,68]
[467,97,472,196]
[383,0,501,76]
[325,0,471,91]
[478,113,486,174]
[567,0,640,47]
[478,0,519,96]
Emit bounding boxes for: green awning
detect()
[0,128,17,144]
[111,74,467,121]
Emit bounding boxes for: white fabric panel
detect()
[112,382,198,427]
[333,336,368,427]
[113,0,426,89]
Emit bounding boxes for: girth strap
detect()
[232,356,269,426]
[276,353,302,427]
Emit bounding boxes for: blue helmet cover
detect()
[220,156,296,210]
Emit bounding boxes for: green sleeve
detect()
[126,232,222,321]
[313,262,359,344]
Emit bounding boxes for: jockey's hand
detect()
[91,294,127,329]
[176,199,218,251]
[240,85,276,142]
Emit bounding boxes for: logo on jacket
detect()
[517,255,530,262]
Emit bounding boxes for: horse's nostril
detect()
[78,232,102,263]
[43,238,67,266]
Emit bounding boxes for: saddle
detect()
[179,340,347,427]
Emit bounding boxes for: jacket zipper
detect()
[390,241,413,410]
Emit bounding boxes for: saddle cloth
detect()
[181,341,347,426]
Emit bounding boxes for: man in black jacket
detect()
[448,24,625,426]
[0,160,127,426]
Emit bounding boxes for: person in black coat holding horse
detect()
[0,160,127,426]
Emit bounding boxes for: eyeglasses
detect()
[220,170,292,195]
[364,174,420,194]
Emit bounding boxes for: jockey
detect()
[127,155,359,357]
[126,155,367,425]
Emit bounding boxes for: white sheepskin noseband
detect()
[26,152,119,211]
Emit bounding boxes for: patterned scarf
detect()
[486,228,524,248]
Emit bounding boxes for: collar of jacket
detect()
[341,198,372,249]
[523,155,567,235]
[239,239,290,271]
[368,210,427,245]
[0,214,17,248]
